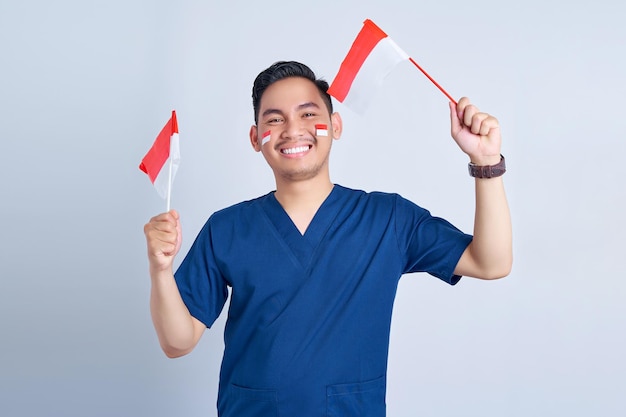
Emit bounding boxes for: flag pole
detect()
[166,158,172,212]
[408,57,457,105]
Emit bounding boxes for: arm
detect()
[449,98,513,280]
[144,210,205,357]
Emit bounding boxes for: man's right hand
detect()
[144,209,204,357]
[144,209,182,273]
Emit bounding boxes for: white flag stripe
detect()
[152,133,180,199]
[342,37,409,114]
[262,131,271,146]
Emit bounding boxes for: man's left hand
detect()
[449,97,502,166]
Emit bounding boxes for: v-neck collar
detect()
[260,185,345,270]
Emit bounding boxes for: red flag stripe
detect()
[139,111,177,183]
[171,110,178,134]
[261,130,271,145]
[327,19,388,102]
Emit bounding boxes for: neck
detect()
[274,176,334,211]
[273,176,334,235]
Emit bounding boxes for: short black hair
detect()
[252,61,333,124]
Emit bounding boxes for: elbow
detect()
[159,337,196,358]
[153,318,204,359]
[481,258,513,280]
[481,270,510,280]
[162,345,193,359]
[164,351,186,359]
[462,246,513,280]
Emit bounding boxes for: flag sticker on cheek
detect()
[261,130,271,146]
[315,124,328,136]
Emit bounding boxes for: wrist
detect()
[468,154,506,178]
[150,264,175,281]
[469,154,502,166]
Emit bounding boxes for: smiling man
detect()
[143,61,512,417]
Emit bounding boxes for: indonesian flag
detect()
[328,19,410,114]
[315,124,328,136]
[261,130,271,146]
[139,110,180,200]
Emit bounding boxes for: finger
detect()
[478,115,500,137]
[145,222,176,239]
[470,112,490,135]
[463,104,480,128]
[144,215,179,255]
[455,97,471,121]
[147,213,170,228]
[449,101,462,134]
[145,229,178,257]
[145,226,177,248]
[155,243,178,257]
[174,214,183,252]
[147,212,178,232]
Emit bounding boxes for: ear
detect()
[250,125,262,152]
[330,112,343,140]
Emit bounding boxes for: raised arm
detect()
[144,209,205,357]
[450,97,512,280]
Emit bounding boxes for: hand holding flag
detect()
[143,209,182,273]
[139,111,180,211]
[450,97,502,166]
[329,19,456,114]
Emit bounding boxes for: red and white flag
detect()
[315,124,328,136]
[328,19,409,114]
[261,130,271,146]
[139,110,180,204]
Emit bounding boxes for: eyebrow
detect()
[296,102,320,111]
[261,102,321,118]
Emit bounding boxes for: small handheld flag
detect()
[139,110,180,211]
[328,19,456,114]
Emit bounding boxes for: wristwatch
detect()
[468,155,506,178]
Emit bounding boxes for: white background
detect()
[1,1,624,416]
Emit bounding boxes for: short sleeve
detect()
[174,218,229,328]
[394,195,472,285]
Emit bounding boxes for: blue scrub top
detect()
[175,185,472,417]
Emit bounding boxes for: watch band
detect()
[468,154,506,178]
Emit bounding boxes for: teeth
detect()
[282,146,310,154]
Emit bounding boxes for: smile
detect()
[281,145,311,155]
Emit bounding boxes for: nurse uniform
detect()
[175,184,472,417]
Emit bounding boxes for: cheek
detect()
[315,124,329,137]
[261,130,272,146]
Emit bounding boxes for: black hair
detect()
[252,61,333,124]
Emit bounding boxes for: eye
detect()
[303,112,316,118]
[266,117,283,124]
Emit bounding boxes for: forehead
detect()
[259,77,322,111]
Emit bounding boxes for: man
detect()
[144,61,512,416]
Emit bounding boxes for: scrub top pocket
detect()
[225,384,278,417]
[326,376,386,417]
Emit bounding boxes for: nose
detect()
[281,118,307,140]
